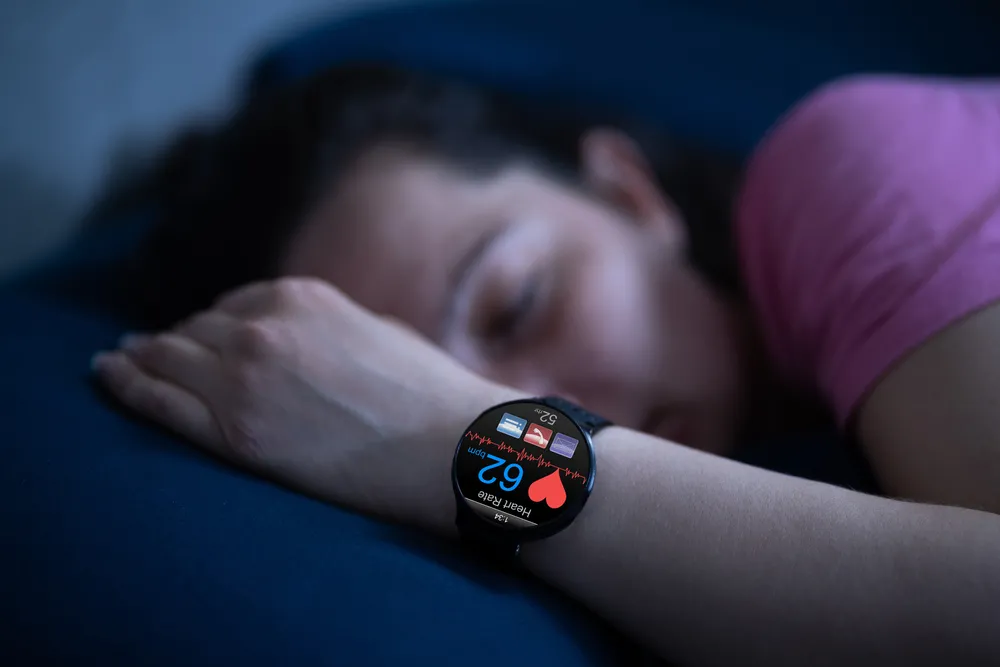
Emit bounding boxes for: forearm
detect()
[521,427,1000,666]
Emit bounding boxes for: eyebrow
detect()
[441,226,504,340]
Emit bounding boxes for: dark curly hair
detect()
[129,62,741,328]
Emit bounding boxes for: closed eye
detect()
[484,272,541,345]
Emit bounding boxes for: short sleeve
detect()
[736,76,1000,425]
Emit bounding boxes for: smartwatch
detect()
[451,396,611,560]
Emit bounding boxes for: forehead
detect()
[282,145,503,336]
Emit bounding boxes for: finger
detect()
[173,310,241,353]
[119,331,221,402]
[92,350,224,449]
[213,281,274,317]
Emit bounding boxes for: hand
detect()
[92,277,519,532]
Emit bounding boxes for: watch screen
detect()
[453,401,594,534]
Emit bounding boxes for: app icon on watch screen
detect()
[524,423,552,448]
[497,412,527,438]
[550,433,579,458]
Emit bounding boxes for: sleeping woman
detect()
[91,64,1000,665]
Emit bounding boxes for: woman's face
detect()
[282,130,748,454]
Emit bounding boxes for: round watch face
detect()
[452,400,595,538]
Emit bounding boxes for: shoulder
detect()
[739,76,999,218]
[736,76,1000,423]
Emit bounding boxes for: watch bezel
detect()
[451,398,596,542]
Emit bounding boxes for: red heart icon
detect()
[527,470,567,509]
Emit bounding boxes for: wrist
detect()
[411,381,526,536]
[518,426,623,575]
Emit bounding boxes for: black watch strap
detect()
[455,501,523,564]
[536,396,611,436]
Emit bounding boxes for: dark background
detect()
[0,0,416,279]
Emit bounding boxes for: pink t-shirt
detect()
[737,76,1000,426]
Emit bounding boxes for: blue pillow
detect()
[2,2,996,665]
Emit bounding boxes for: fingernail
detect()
[118,332,148,350]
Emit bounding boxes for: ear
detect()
[580,127,685,247]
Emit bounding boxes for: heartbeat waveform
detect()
[464,431,587,484]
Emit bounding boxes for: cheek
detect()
[563,256,659,380]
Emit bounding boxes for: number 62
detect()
[477,454,524,492]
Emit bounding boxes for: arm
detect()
[534,290,1000,665]
[519,426,1000,667]
[858,301,1000,513]
[654,76,1000,664]
[93,278,1000,666]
